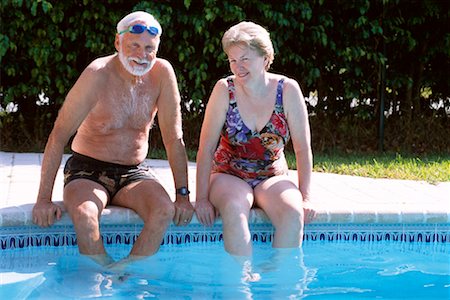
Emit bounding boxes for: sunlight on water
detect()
[0,241,449,299]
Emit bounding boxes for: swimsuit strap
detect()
[226,77,236,104]
[276,78,285,106]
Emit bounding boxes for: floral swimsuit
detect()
[212,77,290,188]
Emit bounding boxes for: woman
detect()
[195,21,315,257]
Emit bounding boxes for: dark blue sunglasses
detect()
[119,24,159,36]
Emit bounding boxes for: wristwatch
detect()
[176,186,190,196]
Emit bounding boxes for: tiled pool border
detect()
[1,223,448,250]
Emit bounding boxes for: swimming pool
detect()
[1,224,449,299]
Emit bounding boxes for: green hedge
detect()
[1,0,449,154]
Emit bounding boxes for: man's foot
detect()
[85,254,115,266]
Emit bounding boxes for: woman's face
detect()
[227,44,266,82]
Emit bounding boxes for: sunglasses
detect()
[119,24,159,36]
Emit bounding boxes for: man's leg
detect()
[112,179,175,257]
[63,179,112,264]
[209,173,254,257]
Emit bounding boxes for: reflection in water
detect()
[1,241,448,299]
[250,247,310,299]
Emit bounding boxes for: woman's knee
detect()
[273,205,304,231]
[210,174,253,213]
[219,198,251,218]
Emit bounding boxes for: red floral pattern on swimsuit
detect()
[212,78,290,187]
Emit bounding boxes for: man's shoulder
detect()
[73,55,116,88]
[154,58,174,73]
[86,54,116,72]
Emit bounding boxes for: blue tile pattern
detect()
[1,223,448,250]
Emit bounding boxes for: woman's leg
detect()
[209,173,254,256]
[254,175,304,248]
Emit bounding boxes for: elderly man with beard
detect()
[32,11,194,265]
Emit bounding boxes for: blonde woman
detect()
[195,21,315,257]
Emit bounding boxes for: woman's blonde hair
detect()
[222,21,275,70]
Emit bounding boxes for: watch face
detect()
[177,187,190,196]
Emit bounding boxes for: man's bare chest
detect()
[90,85,159,130]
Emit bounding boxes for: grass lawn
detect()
[148,148,449,183]
[306,152,449,184]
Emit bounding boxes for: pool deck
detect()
[1,151,449,228]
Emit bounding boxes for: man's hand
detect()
[194,200,216,227]
[173,197,194,226]
[32,201,62,227]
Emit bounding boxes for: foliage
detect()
[1,0,449,154]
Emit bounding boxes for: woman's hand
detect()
[303,200,316,224]
[194,199,216,227]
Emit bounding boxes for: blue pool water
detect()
[1,240,449,299]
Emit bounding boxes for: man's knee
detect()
[160,200,176,220]
[67,201,101,226]
[142,198,175,223]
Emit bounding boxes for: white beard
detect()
[118,51,155,77]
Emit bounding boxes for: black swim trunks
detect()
[63,152,159,201]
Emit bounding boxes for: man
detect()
[32,11,194,265]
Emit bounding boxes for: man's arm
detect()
[33,65,100,227]
[155,59,194,226]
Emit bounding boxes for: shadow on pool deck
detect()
[1,151,449,228]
